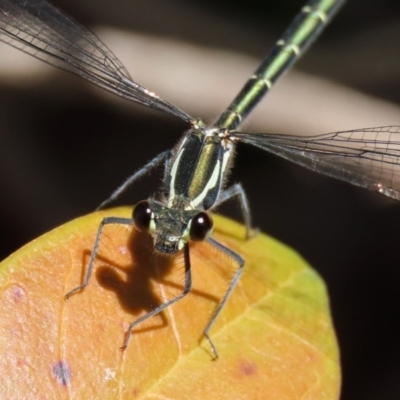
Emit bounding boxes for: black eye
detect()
[189,212,213,242]
[132,200,152,232]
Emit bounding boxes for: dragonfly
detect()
[1,0,400,358]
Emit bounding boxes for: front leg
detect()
[65,216,133,299]
[202,237,245,359]
[120,243,192,350]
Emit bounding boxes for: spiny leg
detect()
[65,217,133,299]
[216,183,256,239]
[97,150,171,210]
[203,237,244,359]
[121,243,192,350]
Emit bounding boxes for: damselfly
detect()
[1,0,399,358]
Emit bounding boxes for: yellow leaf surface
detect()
[0,207,340,399]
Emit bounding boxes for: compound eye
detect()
[132,200,152,232]
[189,212,213,242]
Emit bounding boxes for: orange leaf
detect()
[0,207,340,399]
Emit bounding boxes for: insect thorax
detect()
[166,123,234,212]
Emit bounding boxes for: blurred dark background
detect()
[1,0,400,398]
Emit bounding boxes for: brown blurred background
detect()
[0,0,399,398]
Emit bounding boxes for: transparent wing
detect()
[230,126,400,200]
[0,0,193,122]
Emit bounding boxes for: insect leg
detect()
[120,243,192,350]
[215,183,256,239]
[65,216,133,299]
[97,150,171,210]
[203,237,244,359]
